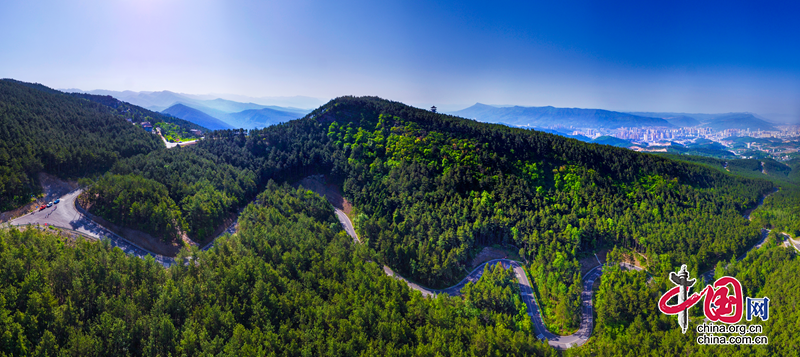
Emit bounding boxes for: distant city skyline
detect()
[2,0,798,123]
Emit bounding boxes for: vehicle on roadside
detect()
[47,202,53,207]
[54,198,60,204]
[39,205,46,211]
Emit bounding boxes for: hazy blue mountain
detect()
[663,115,701,127]
[226,107,307,129]
[629,111,778,131]
[72,89,324,111]
[183,93,326,109]
[194,98,269,113]
[193,98,309,115]
[628,111,719,122]
[704,113,777,131]
[176,103,235,122]
[67,89,320,123]
[162,104,232,130]
[451,103,673,129]
[84,90,192,111]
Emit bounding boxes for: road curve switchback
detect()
[332,205,599,349]
[7,189,175,267]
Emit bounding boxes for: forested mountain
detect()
[0,79,162,211]
[86,96,775,332]
[162,104,233,130]
[1,90,795,355]
[451,103,674,128]
[659,153,799,238]
[95,147,259,242]
[0,184,554,356]
[67,92,208,131]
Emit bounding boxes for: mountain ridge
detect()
[451,103,674,129]
[161,103,233,130]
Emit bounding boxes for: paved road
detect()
[784,233,800,252]
[158,128,199,149]
[7,189,175,267]
[332,205,600,349]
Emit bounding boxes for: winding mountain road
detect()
[330,186,782,349]
[7,189,175,267]
[332,205,599,349]
[4,178,781,349]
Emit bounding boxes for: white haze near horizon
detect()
[4,1,797,124]
[55,87,798,125]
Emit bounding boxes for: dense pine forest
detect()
[659,154,799,237]
[1,84,796,355]
[568,238,799,356]
[78,96,775,332]
[750,159,800,237]
[0,184,554,356]
[0,80,163,211]
[66,92,207,133]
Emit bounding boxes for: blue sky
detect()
[1,0,798,122]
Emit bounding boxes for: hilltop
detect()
[0,79,163,210]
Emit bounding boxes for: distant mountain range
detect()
[629,112,777,131]
[447,104,780,132]
[226,108,307,129]
[450,104,674,129]
[62,89,325,111]
[161,104,232,130]
[662,115,700,127]
[62,89,314,129]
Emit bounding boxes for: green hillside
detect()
[0,79,162,211]
[0,185,554,356]
[68,92,208,131]
[88,96,775,332]
[1,94,797,355]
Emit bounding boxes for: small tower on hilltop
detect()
[430,106,437,113]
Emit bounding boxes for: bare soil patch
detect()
[619,252,646,269]
[470,245,523,269]
[297,174,354,217]
[585,248,646,272]
[1,173,79,223]
[579,252,603,277]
